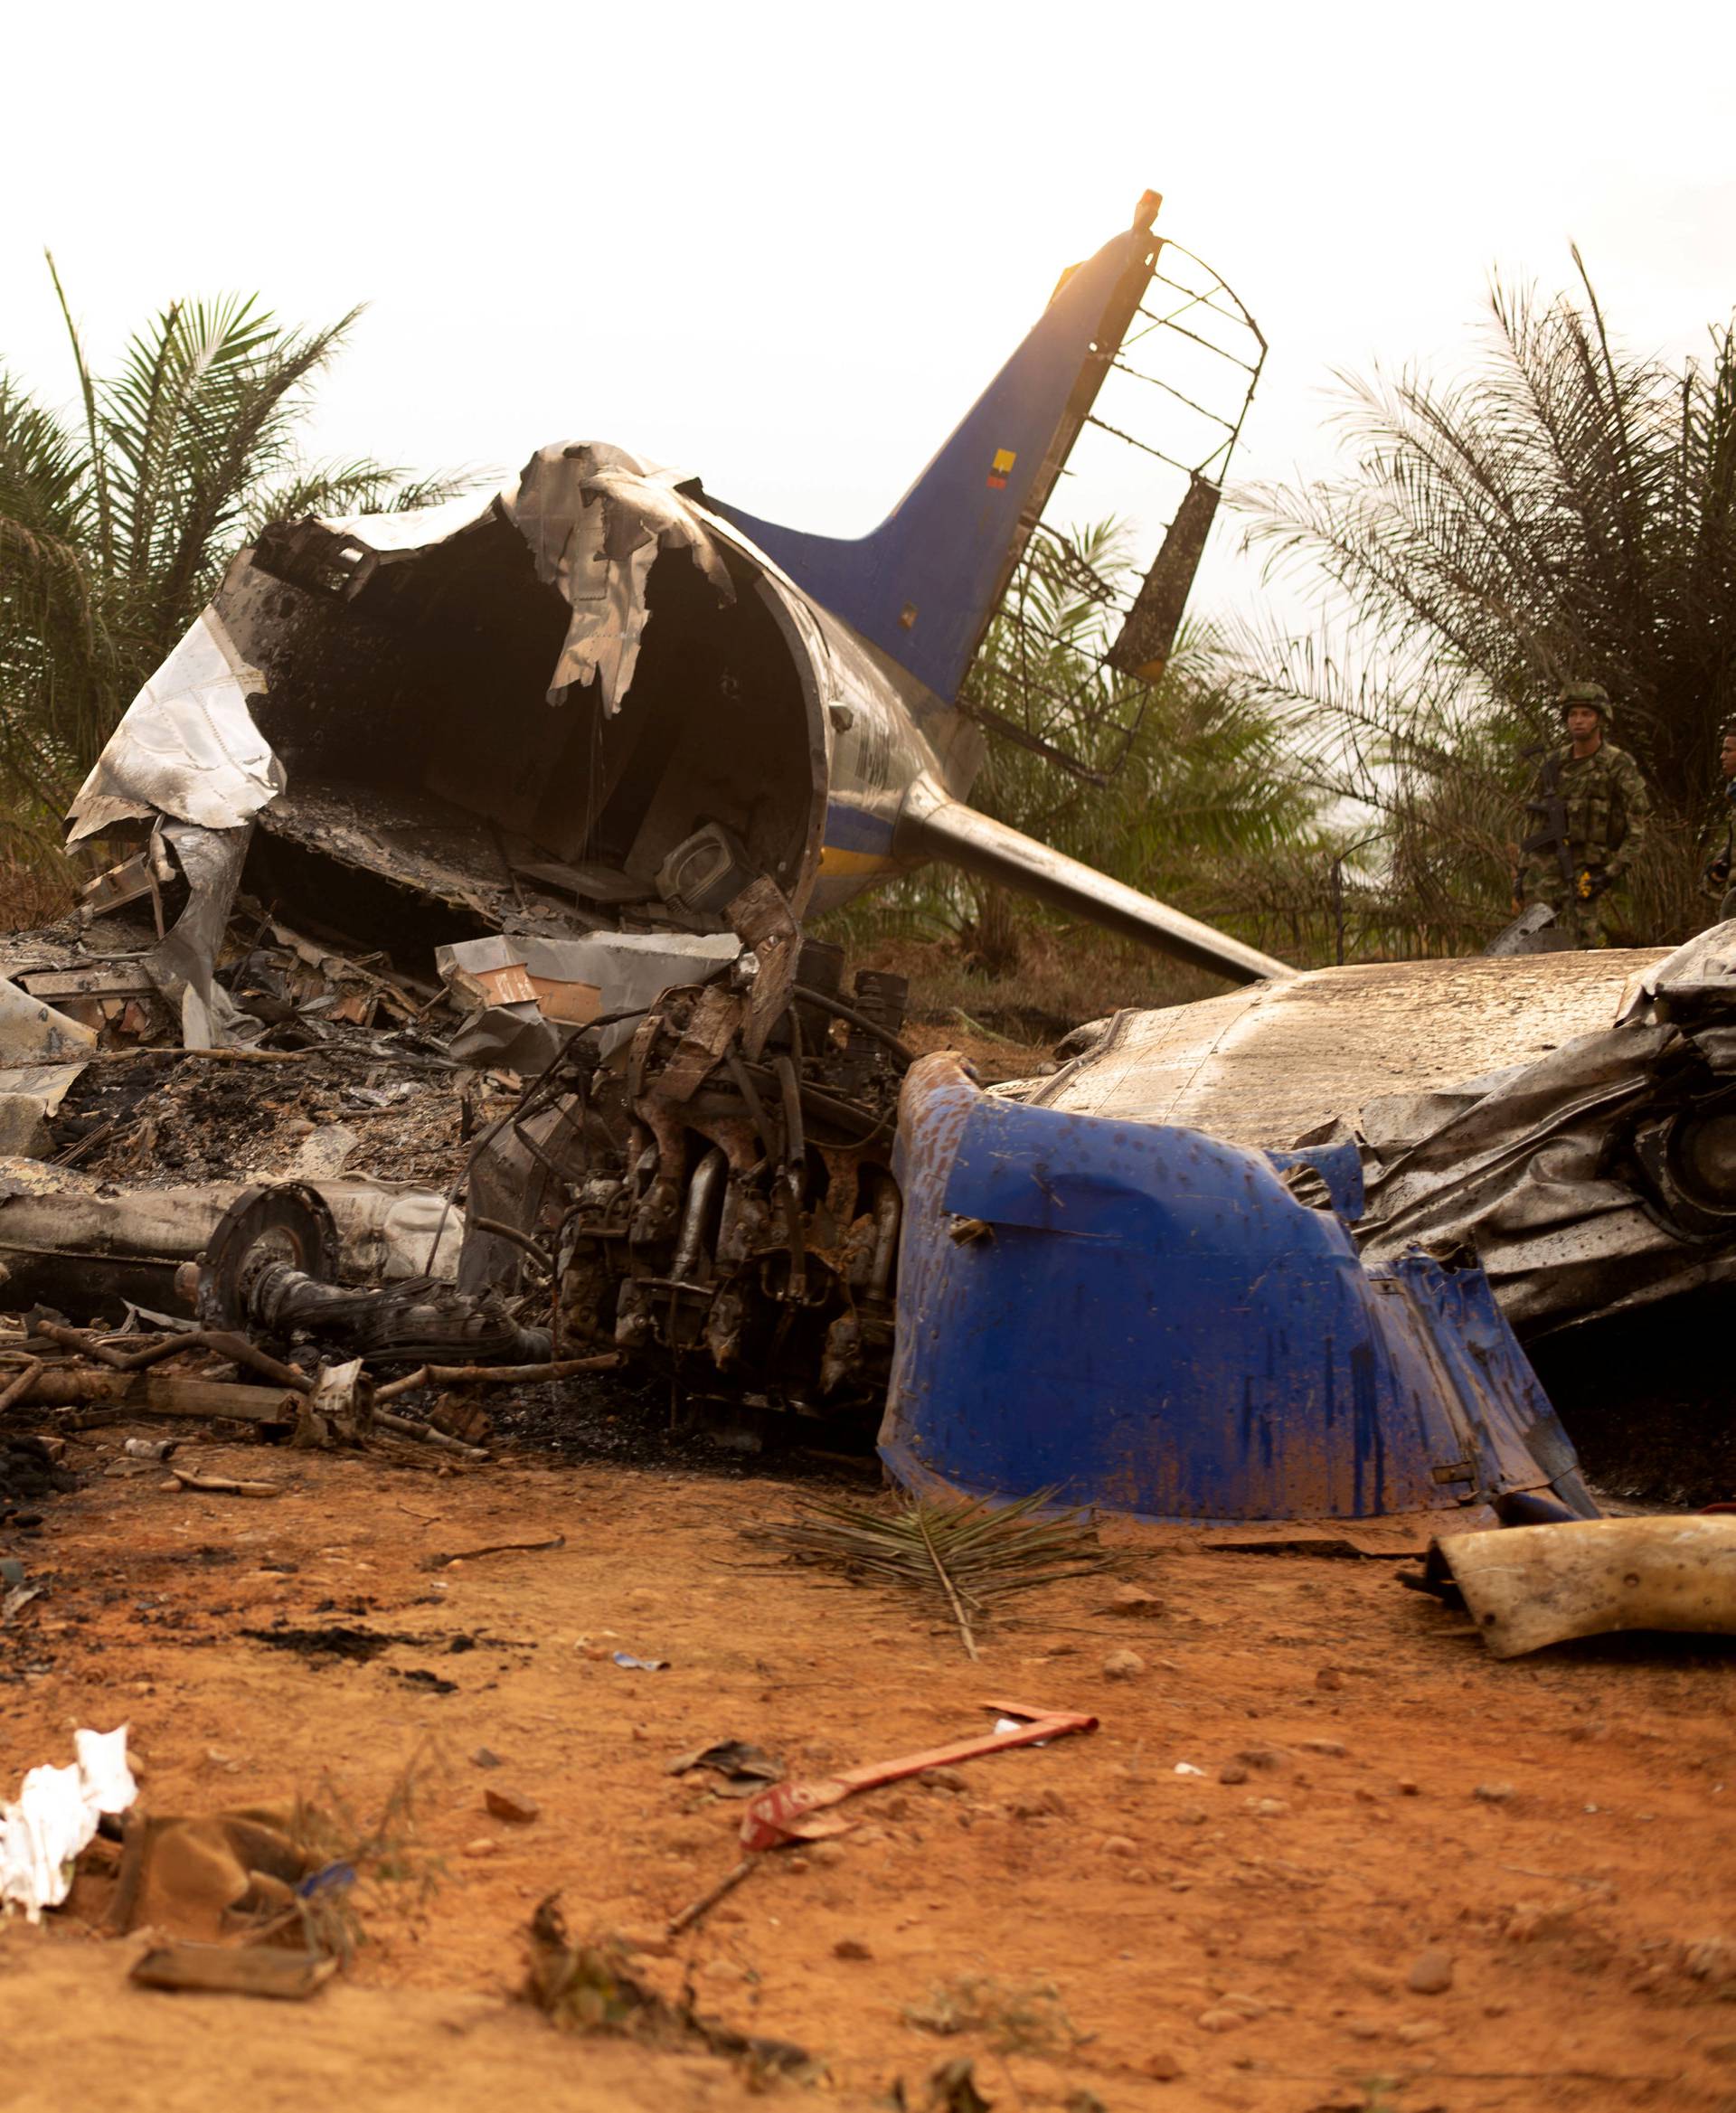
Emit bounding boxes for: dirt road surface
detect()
[3,1422,1733,2113]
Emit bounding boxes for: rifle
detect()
[1520,746,1576,894]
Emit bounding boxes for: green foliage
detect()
[1239,257,1736,949]
[0,262,478,842]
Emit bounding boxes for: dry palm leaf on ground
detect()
[747,1489,1118,1658]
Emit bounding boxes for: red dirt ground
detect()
[3,1426,1734,2113]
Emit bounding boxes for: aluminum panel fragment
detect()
[502,443,734,710]
[66,608,283,840]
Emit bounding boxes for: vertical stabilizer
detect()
[712,195,1165,703]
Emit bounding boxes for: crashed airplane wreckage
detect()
[0,197,1599,1528]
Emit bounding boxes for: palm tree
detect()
[1239,258,1736,944]
[0,265,475,854]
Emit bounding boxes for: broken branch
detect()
[167,1467,284,1498]
[398,1354,621,1390]
[11,1371,300,1422]
[33,1321,133,1370]
[421,1533,565,1570]
[666,1856,758,1938]
[372,1409,489,1459]
[0,1358,44,1414]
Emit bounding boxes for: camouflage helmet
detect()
[1557,679,1611,727]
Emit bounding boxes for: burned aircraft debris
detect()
[53,195,1285,1071]
[3,195,1711,1530]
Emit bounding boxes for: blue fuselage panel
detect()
[880,1059,1591,1525]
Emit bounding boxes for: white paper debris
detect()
[1173,1761,1205,1777]
[0,1725,137,1921]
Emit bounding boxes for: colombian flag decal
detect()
[986,447,1017,490]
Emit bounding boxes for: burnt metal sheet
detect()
[142,821,253,1048]
[505,443,734,710]
[61,448,739,850]
[0,977,97,1159]
[1017,951,1665,1147]
[880,1055,1591,1526]
[1321,926,1736,1335]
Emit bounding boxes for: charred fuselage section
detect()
[448,920,912,1431]
[557,951,908,1419]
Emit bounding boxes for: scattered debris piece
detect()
[105,1806,322,1938]
[0,1727,137,1920]
[665,1740,784,1794]
[167,1467,284,1499]
[129,1944,338,2000]
[739,1700,1096,1852]
[612,1653,668,1673]
[666,1856,758,1938]
[378,1359,618,1402]
[484,1788,541,1825]
[1424,1516,1736,1657]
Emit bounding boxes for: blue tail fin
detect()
[711,194,1165,703]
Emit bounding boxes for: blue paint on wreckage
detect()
[880,1057,1595,1526]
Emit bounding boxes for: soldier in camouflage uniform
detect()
[1519,681,1651,948]
[1701,722,1736,925]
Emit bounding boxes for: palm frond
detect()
[45,251,113,574]
[244,459,487,540]
[747,1489,1118,1658]
[1,273,446,845]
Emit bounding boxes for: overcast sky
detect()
[8,2,1735,633]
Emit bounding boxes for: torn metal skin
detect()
[61,444,844,1051]
[1292,924,1736,1339]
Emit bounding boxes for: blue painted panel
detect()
[823,799,898,854]
[879,1060,1594,1526]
